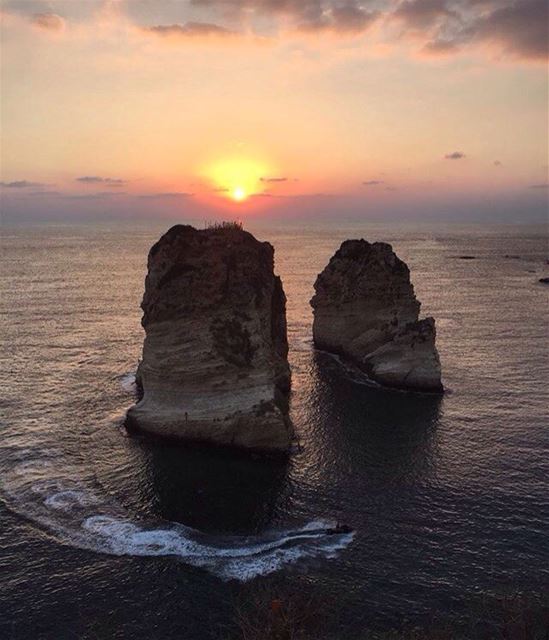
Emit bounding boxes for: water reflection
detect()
[292,351,443,489]
[142,442,290,535]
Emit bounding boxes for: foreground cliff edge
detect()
[311,240,443,393]
[126,224,293,451]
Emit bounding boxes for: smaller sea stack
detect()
[127,223,293,452]
[311,240,443,393]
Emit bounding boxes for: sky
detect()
[0,0,548,223]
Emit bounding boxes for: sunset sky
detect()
[1,0,547,223]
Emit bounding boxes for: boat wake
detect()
[0,443,353,582]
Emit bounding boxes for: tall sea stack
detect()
[311,240,443,393]
[127,224,293,451]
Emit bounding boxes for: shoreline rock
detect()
[127,224,293,452]
[311,240,443,393]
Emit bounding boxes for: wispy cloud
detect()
[76,176,128,186]
[0,180,48,188]
[137,192,194,199]
[296,5,378,34]
[250,191,336,200]
[420,38,461,57]
[65,191,128,200]
[363,180,385,186]
[529,183,549,189]
[444,151,466,160]
[250,192,278,199]
[260,176,288,183]
[142,22,237,39]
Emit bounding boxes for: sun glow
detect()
[204,156,269,203]
[232,186,247,202]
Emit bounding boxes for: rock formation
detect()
[311,240,443,393]
[126,224,293,451]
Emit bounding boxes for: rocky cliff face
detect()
[127,224,293,451]
[311,240,443,393]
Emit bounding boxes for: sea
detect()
[0,220,547,639]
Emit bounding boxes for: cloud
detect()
[190,0,377,34]
[190,1,545,60]
[248,190,338,200]
[469,0,548,61]
[139,2,548,59]
[297,5,378,34]
[529,183,549,189]
[421,38,461,56]
[363,180,384,186]
[76,176,128,186]
[5,0,547,62]
[76,176,104,183]
[253,191,336,199]
[392,0,459,31]
[137,192,194,199]
[416,0,549,61]
[494,160,502,166]
[65,192,128,200]
[142,22,237,39]
[250,192,278,198]
[30,12,65,31]
[444,151,466,159]
[0,180,47,188]
[260,176,288,183]
[393,0,548,62]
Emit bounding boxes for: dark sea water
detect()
[0,221,548,639]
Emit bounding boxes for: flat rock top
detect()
[312,239,418,309]
[149,224,267,256]
[142,225,277,325]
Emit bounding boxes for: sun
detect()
[203,156,269,204]
[232,186,247,202]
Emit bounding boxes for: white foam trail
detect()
[1,448,354,582]
[78,514,353,581]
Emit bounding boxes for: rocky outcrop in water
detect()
[311,240,443,393]
[126,224,293,451]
